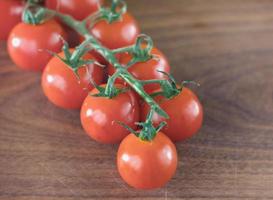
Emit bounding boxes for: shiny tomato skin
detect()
[108,47,170,93]
[141,87,203,142]
[81,84,140,144]
[42,50,104,109]
[0,0,24,40]
[117,132,177,189]
[8,19,66,71]
[45,0,103,21]
[91,13,140,49]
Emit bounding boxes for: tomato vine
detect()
[22,0,194,141]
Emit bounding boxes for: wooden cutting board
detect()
[0,0,273,199]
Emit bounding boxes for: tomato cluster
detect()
[1,0,203,190]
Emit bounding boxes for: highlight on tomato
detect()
[80,84,140,144]
[42,49,104,109]
[45,0,103,21]
[117,132,177,189]
[0,0,24,40]
[141,87,203,142]
[8,19,66,71]
[108,46,171,93]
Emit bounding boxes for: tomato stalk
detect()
[83,0,127,28]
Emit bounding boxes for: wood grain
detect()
[1,0,273,199]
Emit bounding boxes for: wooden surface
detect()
[1,0,273,199]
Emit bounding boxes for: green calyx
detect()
[112,34,155,68]
[22,5,47,25]
[130,34,154,66]
[157,71,182,99]
[136,109,167,141]
[148,71,200,100]
[48,38,100,79]
[89,65,129,99]
[98,0,127,24]
[117,109,167,141]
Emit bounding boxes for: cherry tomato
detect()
[45,0,103,21]
[90,13,140,49]
[108,47,170,93]
[42,49,104,109]
[141,87,203,142]
[8,19,66,71]
[0,0,24,40]
[81,84,140,144]
[117,132,177,189]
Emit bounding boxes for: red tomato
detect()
[0,0,24,40]
[45,0,103,21]
[42,49,104,109]
[141,87,203,142]
[8,19,66,71]
[108,47,170,93]
[117,132,177,189]
[90,12,140,49]
[81,84,140,144]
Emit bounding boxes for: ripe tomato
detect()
[0,0,24,40]
[108,47,170,93]
[117,132,177,189]
[90,13,140,49]
[45,0,103,21]
[42,49,104,109]
[81,84,140,144]
[141,87,203,142]
[8,19,66,71]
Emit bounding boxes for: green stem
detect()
[70,38,93,61]
[141,79,164,85]
[112,46,134,54]
[105,70,122,97]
